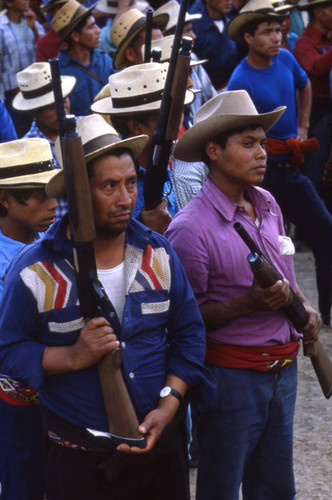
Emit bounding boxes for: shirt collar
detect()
[202,177,272,221]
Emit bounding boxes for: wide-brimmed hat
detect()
[51,0,97,42]
[271,0,295,13]
[47,114,149,198]
[96,0,149,15]
[13,62,76,112]
[91,62,195,115]
[228,0,287,42]
[297,0,332,10]
[141,35,207,66]
[111,8,168,69]
[0,138,59,188]
[174,90,285,162]
[152,0,201,34]
[40,0,68,14]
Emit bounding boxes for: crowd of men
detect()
[0,0,330,498]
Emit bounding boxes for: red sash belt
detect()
[266,137,319,167]
[205,338,300,372]
[0,376,40,406]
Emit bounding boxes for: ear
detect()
[205,141,219,162]
[123,46,136,64]
[243,32,252,46]
[70,30,80,44]
[0,190,11,210]
[127,117,143,136]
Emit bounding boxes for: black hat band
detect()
[0,159,56,179]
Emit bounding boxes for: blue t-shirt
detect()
[0,231,24,302]
[228,48,308,139]
[0,99,17,143]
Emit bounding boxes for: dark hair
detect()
[86,147,140,178]
[201,123,263,167]
[241,18,281,39]
[65,12,91,44]
[0,188,35,216]
[110,111,155,138]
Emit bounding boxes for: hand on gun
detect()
[247,277,292,312]
[24,7,37,28]
[141,198,172,234]
[70,317,120,371]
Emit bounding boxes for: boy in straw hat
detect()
[0,113,209,500]
[51,0,115,116]
[165,90,320,500]
[0,137,59,500]
[294,0,332,202]
[91,62,195,233]
[228,0,332,326]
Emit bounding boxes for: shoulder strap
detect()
[70,60,104,85]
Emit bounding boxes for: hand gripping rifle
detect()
[234,221,332,399]
[50,58,146,447]
[143,0,192,210]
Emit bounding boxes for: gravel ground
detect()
[190,249,332,500]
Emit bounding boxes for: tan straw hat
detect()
[227,0,287,42]
[111,8,168,69]
[297,0,332,10]
[152,0,201,34]
[174,90,286,162]
[47,114,149,198]
[0,138,59,188]
[142,35,207,66]
[51,0,97,42]
[13,62,76,112]
[91,62,195,115]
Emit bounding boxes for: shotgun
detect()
[143,0,191,209]
[50,59,146,447]
[144,7,153,63]
[234,221,332,399]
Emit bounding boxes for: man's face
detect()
[35,97,70,135]
[3,188,58,233]
[317,5,332,31]
[206,0,232,16]
[207,127,267,189]
[6,0,29,13]
[125,27,163,66]
[244,21,282,58]
[89,153,138,238]
[74,15,101,49]
[183,22,196,40]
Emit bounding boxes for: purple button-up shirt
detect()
[166,178,301,347]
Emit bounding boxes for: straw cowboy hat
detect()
[227,0,287,42]
[173,90,286,162]
[297,0,332,10]
[0,138,59,188]
[270,0,295,13]
[40,0,68,14]
[141,35,207,66]
[13,62,76,112]
[152,0,201,34]
[51,0,98,42]
[47,114,149,198]
[91,62,195,115]
[111,8,168,69]
[95,0,148,15]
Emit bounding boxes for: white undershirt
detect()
[97,262,126,324]
[213,19,225,34]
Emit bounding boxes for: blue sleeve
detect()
[0,100,17,142]
[0,258,45,389]
[279,48,307,90]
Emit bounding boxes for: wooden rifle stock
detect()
[50,59,146,446]
[143,0,191,210]
[234,222,332,399]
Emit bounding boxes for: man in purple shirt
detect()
[165,90,320,500]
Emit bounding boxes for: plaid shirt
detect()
[24,121,68,219]
[0,13,44,98]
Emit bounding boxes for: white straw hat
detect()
[153,0,201,33]
[13,62,76,112]
[51,0,97,42]
[91,62,194,115]
[227,0,287,42]
[47,114,149,198]
[0,138,59,188]
[142,35,207,66]
[174,90,286,162]
[111,8,168,69]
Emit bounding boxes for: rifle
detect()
[50,59,146,447]
[144,7,153,63]
[143,0,192,210]
[234,221,332,399]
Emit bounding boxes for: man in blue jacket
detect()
[0,115,209,500]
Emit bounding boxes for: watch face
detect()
[160,386,171,397]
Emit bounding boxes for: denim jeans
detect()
[196,362,297,500]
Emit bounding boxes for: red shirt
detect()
[35,28,67,62]
[295,24,332,98]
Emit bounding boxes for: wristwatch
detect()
[159,385,182,401]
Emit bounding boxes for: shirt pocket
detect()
[141,300,170,315]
